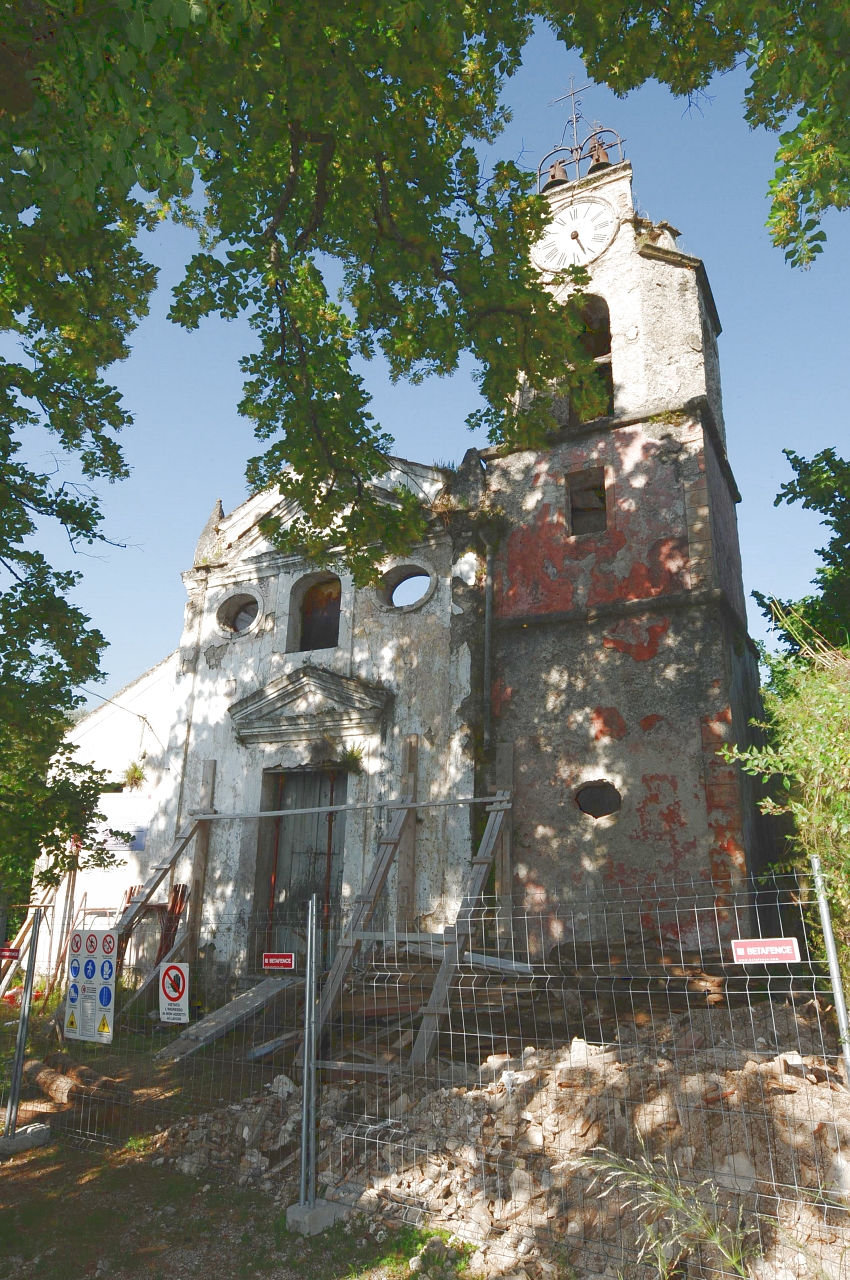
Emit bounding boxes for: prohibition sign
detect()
[85,933,98,954]
[70,932,82,954]
[102,932,116,955]
[161,964,186,1003]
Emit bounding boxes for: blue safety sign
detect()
[100,959,114,981]
[98,986,112,1007]
[84,958,96,980]
[68,982,79,1004]
[70,958,80,979]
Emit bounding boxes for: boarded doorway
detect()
[254,769,347,961]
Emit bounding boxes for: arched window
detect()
[579,295,614,418]
[296,577,341,651]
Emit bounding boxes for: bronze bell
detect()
[543,159,569,190]
[587,138,612,174]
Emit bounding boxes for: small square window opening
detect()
[569,467,607,535]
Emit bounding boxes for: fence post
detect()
[810,855,850,1084]
[299,893,318,1208]
[3,907,43,1141]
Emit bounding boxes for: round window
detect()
[575,781,621,819]
[379,566,434,611]
[218,593,260,635]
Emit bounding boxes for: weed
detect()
[124,1134,155,1154]
[582,1145,760,1278]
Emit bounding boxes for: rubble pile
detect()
[151,998,850,1277]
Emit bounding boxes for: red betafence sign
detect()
[262,952,295,971]
[0,946,20,961]
[731,937,801,964]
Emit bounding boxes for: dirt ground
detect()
[0,1140,448,1280]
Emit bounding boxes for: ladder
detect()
[114,821,200,939]
[409,790,511,1066]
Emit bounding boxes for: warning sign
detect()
[65,929,117,1043]
[159,962,189,1024]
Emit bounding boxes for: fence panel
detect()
[3,872,850,1278]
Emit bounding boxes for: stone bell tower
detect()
[468,115,774,910]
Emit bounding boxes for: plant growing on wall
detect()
[122,760,146,791]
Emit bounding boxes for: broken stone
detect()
[716,1153,756,1193]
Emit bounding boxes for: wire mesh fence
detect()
[4,869,850,1278]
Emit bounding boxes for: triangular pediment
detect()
[228,667,391,745]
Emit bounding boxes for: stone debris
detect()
[147,999,850,1277]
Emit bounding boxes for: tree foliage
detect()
[756,448,850,650]
[726,634,850,967]
[0,0,849,895]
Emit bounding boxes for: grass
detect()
[0,1138,465,1280]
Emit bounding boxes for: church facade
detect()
[62,155,771,964]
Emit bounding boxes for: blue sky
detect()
[34,23,850,702]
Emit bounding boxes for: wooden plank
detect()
[0,886,55,1000]
[493,744,514,950]
[409,791,510,1066]
[304,798,412,1059]
[154,974,301,1061]
[114,822,200,940]
[187,761,216,963]
[396,737,418,923]
[316,1059,395,1076]
[359,933,533,975]
[244,1027,304,1062]
[118,927,190,1017]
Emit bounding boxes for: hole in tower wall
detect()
[569,468,607,536]
[575,780,621,818]
[578,296,615,419]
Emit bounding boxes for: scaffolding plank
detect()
[304,798,413,1060]
[409,792,511,1066]
[155,974,301,1061]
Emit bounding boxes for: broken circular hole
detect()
[217,593,260,635]
[575,780,621,819]
[379,565,435,610]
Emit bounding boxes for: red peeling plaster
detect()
[491,678,513,717]
[631,773,697,866]
[640,714,663,732]
[602,617,670,662]
[500,504,575,615]
[700,708,747,881]
[588,536,689,608]
[591,706,627,741]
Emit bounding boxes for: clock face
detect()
[532,197,618,270]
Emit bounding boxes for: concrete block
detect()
[285,1198,348,1236]
[0,1123,51,1157]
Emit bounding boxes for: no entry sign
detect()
[159,962,190,1024]
[263,953,295,971]
[731,937,801,964]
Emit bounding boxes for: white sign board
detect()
[731,936,801,964]
[159,962,190,1023]
[65,929,117,1043]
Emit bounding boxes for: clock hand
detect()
[570,229,587,254]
